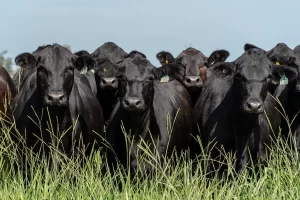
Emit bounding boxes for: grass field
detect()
[1,125,300,200]
[0,96,299,199]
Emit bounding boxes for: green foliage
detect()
[0,50,13,75]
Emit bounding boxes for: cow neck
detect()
[40,104,71,136]
[122,97,154,139]
[97,89,118,108]
[97,89,118,121]
[189,91,200,106]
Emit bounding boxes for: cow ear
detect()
[208,62,237,77]
[271,65,298,86]
[74,55,96,74]
[244,43,260,51]
[15,53,37,69]
[207,50,230,66]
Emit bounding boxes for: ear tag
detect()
[166,60,169,64]
[280,73,288,85]
[80,66,88,74]
[160,75,170,83]
[90,69,95,74]
[103,67,107,72]
[276,61,280,66]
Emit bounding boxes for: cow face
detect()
[176,48,229,92]
[35,45,76,107]
[117,54,155,112]
[94,58,118,91]
[234,49,298,114]
[175,48,206,91]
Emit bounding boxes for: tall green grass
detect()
[2,97,300,199]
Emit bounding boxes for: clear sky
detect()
[1,0,300,68]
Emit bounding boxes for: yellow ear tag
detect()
[276,61,280,66]
[166,60,169,64]
[103,67,107,72]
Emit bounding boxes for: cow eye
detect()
[222,68,228,74]
[37,66,48,75]
[64,67,74,77]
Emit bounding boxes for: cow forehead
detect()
[178,50,207,64]
[38,46,74,71]
[123,64,153,80]
[239,64,270,80]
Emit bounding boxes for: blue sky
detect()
[1,0,300,68]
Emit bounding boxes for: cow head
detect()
[94,58,118,91]
[156,51,175,65]
[233,48,298,114]
[33,44,78,107]
[16,44,90,107]
[175,48,229,91]
[91,42,128,64]
[117,51,155,112]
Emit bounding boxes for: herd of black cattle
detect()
[1,42,300,175]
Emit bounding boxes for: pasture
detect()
[0,98,299,199]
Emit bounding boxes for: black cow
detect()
[94,57,119,122]
[244,43,300,142]
[91,42,128,64]
[156,51,175,65]
[156,48,229,105]
[106,51,193,175]
[13,44,104,163]
[193,48,297,175]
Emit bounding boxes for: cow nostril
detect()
[135,100,141,106]
[186,78,191,83]
[112,80,116,85]
[196,78,200,83]
[102,79,106,85]
[47,95,53,101]
[124,99,129,106]
[59,95,64,100]
[247,102,252,110]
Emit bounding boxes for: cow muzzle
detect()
[45,91,67,106]
[184,76,202,90]
[244,100,264,114]
[101,77,118,89]
[122,97,144,111]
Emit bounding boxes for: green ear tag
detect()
[160,75,170,83]
[280,73,288,85]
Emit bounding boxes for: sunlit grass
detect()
[1,95,300,199]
